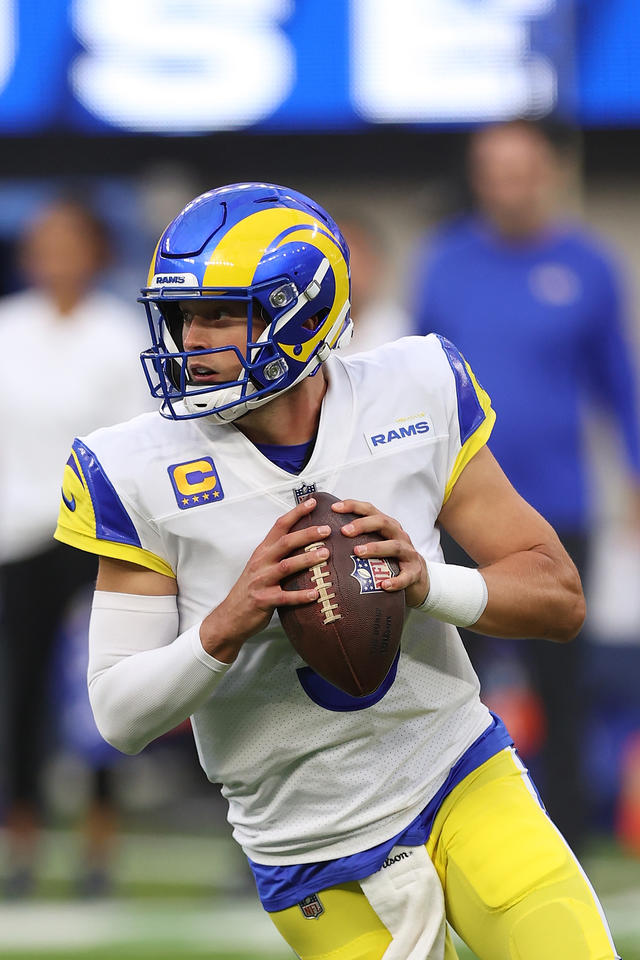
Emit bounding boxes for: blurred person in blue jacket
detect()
[410,119,640,851]
[0,199,151,896]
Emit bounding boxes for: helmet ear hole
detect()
[252,299,269,328]
[302,309,328,333]
[159,302,184,350]
[165,357,183,390]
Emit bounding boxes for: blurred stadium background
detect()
[0,1,639,957]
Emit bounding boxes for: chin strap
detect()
[332,316,354,352]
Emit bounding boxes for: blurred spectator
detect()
[410,120,640,851]
[338,214,411,353]
[0,199,152,896]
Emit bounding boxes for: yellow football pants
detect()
[269,748,619,960]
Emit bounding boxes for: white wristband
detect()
[417,561,488,627]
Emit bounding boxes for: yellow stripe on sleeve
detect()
[443,362,496,505]
[54,523,175,578]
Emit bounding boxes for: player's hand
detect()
[200,498,331,662]
[332,499,430,608]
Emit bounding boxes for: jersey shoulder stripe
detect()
[54,438,174,578]
[436,334,486,442]
[436,335,496,504]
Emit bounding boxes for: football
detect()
[278,492,405,697]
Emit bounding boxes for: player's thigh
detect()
[428,748,618,960]
[268,846,449,960]
[269,882,393,960]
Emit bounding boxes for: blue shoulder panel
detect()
[72,439,142,547]
[436,334,485,444]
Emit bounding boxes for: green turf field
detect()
[0,952,264,960]
[0,829,637,958]
[0,942,638,960]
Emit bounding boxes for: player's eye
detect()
[179,304,244,326]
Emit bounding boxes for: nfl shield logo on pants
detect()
[298,893,324,919]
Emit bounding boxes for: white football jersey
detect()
[56,334,495,865]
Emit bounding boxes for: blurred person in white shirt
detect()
[0,199,151,896]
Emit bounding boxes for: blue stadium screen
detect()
[0,0,638,134]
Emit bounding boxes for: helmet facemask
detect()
[141,289,293,422]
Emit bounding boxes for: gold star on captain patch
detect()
[213,491,220,498]
[182,498,189,505]
[192,495,199,503]
[203,492,210,500]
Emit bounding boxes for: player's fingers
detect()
[353,538,408,562]
[273,585,320,606]
[339,512,405,541]
[331,498,377,517]
[275,544,329,581]
[253,584,319,607]
[264,497,318,544]
[379,564,420,592]
[276,524,331,556]
[354,540,418,592]
[271,523,332,560]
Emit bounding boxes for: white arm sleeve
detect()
[88,591,231,755]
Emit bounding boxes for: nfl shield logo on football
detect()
[293,481,317,504]
[298,893,324,919]
[350,556,395,594]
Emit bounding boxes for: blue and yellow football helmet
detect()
[139,182,352,421]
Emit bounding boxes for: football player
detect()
[56,184,619,959]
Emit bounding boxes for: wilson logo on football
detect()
[350,556,396,594]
